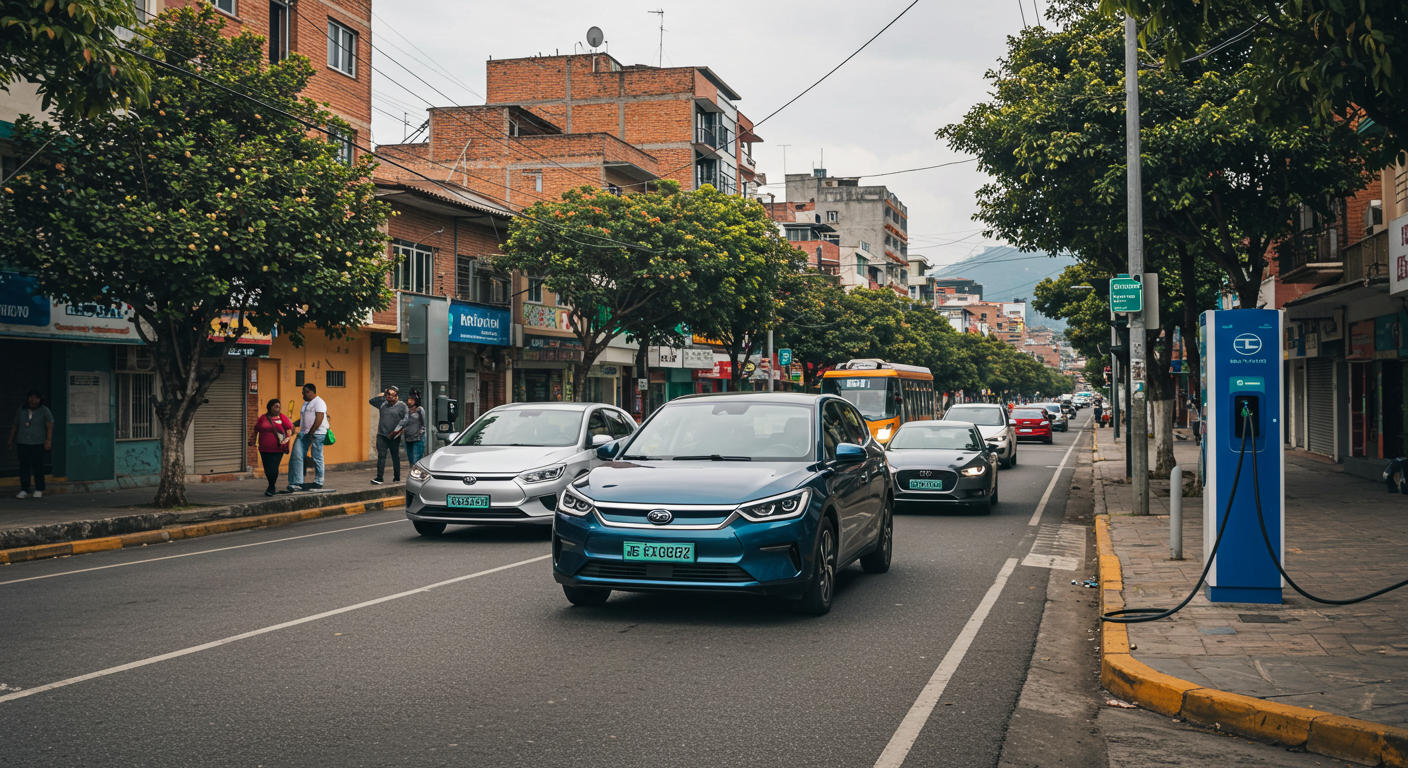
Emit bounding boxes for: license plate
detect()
[908,479,944,490]
[623,541,695,563]
[446,494,490,508]
[1020,429,1033,432]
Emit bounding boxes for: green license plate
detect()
[446,494,491,508]
[623,541,695,563]
[908,479,945,490]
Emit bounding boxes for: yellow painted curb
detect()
[0,497,405,565]
[1095,511,1408,766]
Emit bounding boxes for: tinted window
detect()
[606,411,634,438]
[821,376,897,421]
[587,410,611,438]
[944,406,1005,427]
[623,401,814,461]
[889,425,983,450]
[822,402,849,461]
[839,404,869,445]
[1012,409,1045,419]
[454,408,584,447]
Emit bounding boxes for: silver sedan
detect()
[404,402,636,536]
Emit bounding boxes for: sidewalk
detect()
[1093,425,1408,762]
[1,463,406,551]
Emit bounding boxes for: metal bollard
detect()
[1170,465,1183,560]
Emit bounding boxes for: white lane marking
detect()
[1021,524,1086,571]
[0,554,550,704]
[0,518,406,586]
[1027,424,1086,527]
[873,557,1019,768]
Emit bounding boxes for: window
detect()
[606,411,635,438]
[116,371,156,440]
[269,1,289,62]
[587,410,611,441]
[213,0,235,14]
[523,170,543,193]
[826,210,838,222]
[392,239,433,294]
[861,241,870,252]
[295,370,305,387]
[329,127,354,165]
[326,370,346,388]
[856,255,867,276]
[327,19,357,77]
[527,277,544,303]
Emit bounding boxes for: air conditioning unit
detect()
[116,346,155,372]
[1365,199,1384,235]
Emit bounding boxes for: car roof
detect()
[669,391,824,406]
[947,403,1003,410]
[899,419,976,429]
[492,402,608,412]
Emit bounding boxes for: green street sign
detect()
[778,348,793,366]
[1109,274,1143,313]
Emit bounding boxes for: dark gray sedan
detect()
[885,420,1000,514]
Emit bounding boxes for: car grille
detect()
[578,561,754,583]
[895,469,959,488]
[595,504,734,527]
[422,507,529,519]
[430,473,517,482]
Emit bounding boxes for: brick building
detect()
[785,169,910,296]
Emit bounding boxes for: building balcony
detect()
[694,126,733,157]
[1277,228,1343,283]
[1344,228,1388,282]
[696,166,736,195]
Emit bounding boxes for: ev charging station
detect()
[1201,308,1285,604]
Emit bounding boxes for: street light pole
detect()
[1125,14,1150,515]
[768,329,775,392]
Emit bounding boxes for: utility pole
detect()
[768,330,775,392]
[648,10,665,68]
[1125,14,1150,515]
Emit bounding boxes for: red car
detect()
[1010,407,1053,444]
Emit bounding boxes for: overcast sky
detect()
[370,0,1043,270]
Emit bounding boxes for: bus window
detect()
[821,376,898,421]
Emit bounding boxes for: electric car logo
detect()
[1233,334,1262,355]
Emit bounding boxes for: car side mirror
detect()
[835,442,866,463]
[591,433,613,448]
[596,440,622,460]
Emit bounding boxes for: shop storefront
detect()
[515,333,582,402]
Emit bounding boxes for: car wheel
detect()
[794,521,837,615]
[860,498,893,574]
[991,476,999,505]
[1010,448,1018,466]
[999,449,1012,469]
[562,585,611,606]
[412,521,446,536]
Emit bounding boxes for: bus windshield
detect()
[821,376,897,421]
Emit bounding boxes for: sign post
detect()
[778,348,793,367]
[1109,274,1143,314]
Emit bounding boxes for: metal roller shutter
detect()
[1306,358,1335,457]
[380,352,414,397]
[193,359,246,474]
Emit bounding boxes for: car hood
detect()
[579,461,815,505]
[885,449,985,470]
[422,444,581,474]
[974,424,1008,440]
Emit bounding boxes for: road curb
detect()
[0,497,405,565]
[1095,513,1408,766]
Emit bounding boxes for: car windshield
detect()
[820,376,896,421]
[888,425,982,451]
[623,401,814,461]
[453,408,583,447]
[1012,409,1045,419]
[944,406,1004,426]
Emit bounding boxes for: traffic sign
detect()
[1109,274,1143,313]
[778,348,793,366]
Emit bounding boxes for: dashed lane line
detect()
[1026,420,1088,527]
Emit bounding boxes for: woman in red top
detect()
[249,398,295,496]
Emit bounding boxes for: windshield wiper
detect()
[673,455,752,461]
[621,454,660,460]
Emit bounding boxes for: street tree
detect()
[0,5,392,506]
[0,0,152,116]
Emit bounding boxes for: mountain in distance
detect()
[924,246,1077,331]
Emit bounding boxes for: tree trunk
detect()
[571,360,590,404]
[153,410,194,507]
[634,343,649,417]
[1152,397,1176,477]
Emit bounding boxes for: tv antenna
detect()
[586,26,604,49]
[647,10,665,67]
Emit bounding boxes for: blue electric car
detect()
[552,392,893,615]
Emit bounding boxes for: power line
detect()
[754,0,922,128]
[757,157,975,186]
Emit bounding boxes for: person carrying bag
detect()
[249,398,295,497]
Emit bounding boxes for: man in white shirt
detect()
[287,383,330,492]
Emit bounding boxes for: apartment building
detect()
[764,201,841,276]
[785,169,910,295]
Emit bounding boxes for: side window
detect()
[840,405,869,446]
[606,411,634,438]
[971,429,985,450]
[587,410,611,440]
[822,402,848,461]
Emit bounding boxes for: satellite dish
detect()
[586,26,604,48]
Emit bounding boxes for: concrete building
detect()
[785,169,909,296]
[933,277,984,301]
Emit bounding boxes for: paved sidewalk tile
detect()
[1094,428,1408,727]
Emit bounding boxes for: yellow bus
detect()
[820,359,936,444]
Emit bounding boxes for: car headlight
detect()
[960,465,987,477]
[986,436,1001,443]
[736,488,811,522]
[876,427,892,442]
[519,464,565,484]
[558,485,595,517]
[408,465,431,482]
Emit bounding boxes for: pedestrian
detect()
[369,385,408,485]
[1093,401,1104,428]
[249,398,294,497]
[398,394,427,470]
[287,383,329,492]
[7,389,53,499]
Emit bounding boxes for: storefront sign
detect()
[649,346,683,368]
[520,333,582,362]
[1375,313,1402,359]
[0,271,143,344]
[209,311,273,345]
[1390,213,1408,296]
[1303,330,1319,358]
[1320,309,1344,342]
[68,372,110,424]
[681,348,714,369]
[698,359,733,379]
[449,301,510,346]
[1348,320,1375,360]
[522,302,572,331]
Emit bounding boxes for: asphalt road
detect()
[1,417,1092,768]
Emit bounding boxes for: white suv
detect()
[942,404,1017,468]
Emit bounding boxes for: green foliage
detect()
[0,5,392,505]
[0,0,151,116]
